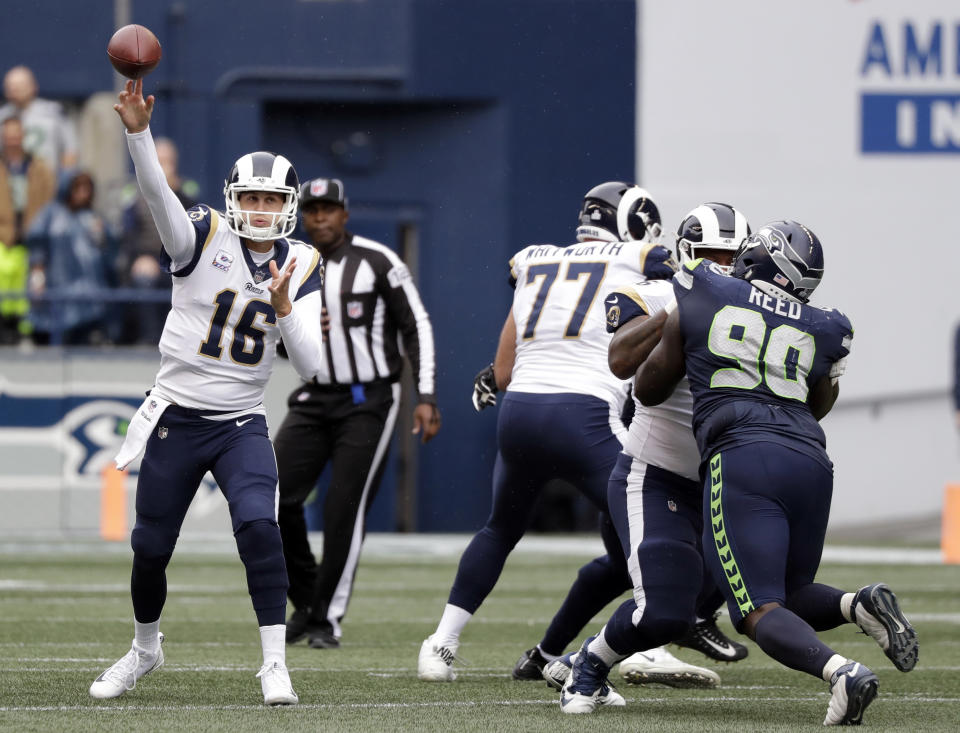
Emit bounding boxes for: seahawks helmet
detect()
[676,202,750,275]
[575,181,662,244]
[223,151,300,241]
[732,220,824,303]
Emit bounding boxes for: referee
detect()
[275,177,441,649]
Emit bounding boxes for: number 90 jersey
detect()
[154,205,323,411]
[674,259,853,468]
[507,239,676,407]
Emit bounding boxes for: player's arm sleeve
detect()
[381,256,437,404]
[278,289,323,382]
[125,126,196,267]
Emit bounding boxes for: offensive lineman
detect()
[418,182,675,681]
[549,202,752,709]
[89,79,322,706]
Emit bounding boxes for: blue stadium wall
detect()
[2,0,636,531]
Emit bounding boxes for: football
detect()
[107,24,162,79]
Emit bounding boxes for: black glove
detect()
[471,363,498,412]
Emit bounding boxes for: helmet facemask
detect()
[223,152,300,242]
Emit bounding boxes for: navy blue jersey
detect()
[674,259,853,467]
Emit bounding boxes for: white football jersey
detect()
[153,205,323,411]
[607,279,700,480]
[507,239,675,410]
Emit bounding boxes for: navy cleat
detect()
[851,583,918,672]
[512,647,549,681]
[823,661,879,726]
[559,639,625,714]
[674,613,748,662]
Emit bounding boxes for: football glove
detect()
[471,363,498,412]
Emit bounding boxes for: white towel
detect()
[115,394,172,470]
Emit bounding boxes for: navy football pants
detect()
[131,405,287,626]
[448,392,629,614]
[703,442,833,630]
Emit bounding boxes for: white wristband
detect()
[664,298,677,315]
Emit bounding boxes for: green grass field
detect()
[0,536,957,732]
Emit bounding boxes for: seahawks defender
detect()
[608,221,916,725]
[418,182,674,682]
[90,79,322,706]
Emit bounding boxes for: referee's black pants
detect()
[274,379,400,638]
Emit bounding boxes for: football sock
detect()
[434,604,472,649]
[840,592,856,622]
[784,583,846,630]
[752,606,836,678]
[134,620,161,654]
[235,519,288,627]
[260,624,286,666]
[586,627,623,668]
[821,653,849,682]
[539,554,629,656]
[536,644,559,663]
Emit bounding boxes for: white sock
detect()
[840,592,856,623]
[586,627,624,667]
[821,653,848,682]
[134,620,161,654]
[536,644,559,663]
[433,604,472,650]
[260,624,286,667]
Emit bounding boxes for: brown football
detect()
[107,24,162,79]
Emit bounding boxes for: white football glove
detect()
[828,356,847,386]
[471,363,498,412]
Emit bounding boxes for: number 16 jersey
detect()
[154,205,323,411]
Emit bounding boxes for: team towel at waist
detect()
[115,394,172,470]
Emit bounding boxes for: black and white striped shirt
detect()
[313,233,436,402]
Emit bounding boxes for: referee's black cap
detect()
[300,178,348,210]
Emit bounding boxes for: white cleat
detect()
[823,661,879,726]
[417,636,457,681]
[257,661,298,706]
[559,641,625,714]
[851,583,918,673]
[619,646,720,688]
[89,633,164,699]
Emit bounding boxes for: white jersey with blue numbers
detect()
[507,239,676,409]
[127,126,323,413]
[605,279,700,481]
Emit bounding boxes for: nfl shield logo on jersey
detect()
[158,427,168,439]
[347,301,363,319]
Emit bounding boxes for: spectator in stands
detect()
[0,66,78,174]
[26,170,116,345]
[0,115,55,343]
[117,136,197,343]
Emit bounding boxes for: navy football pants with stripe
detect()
[702,442,833,630]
